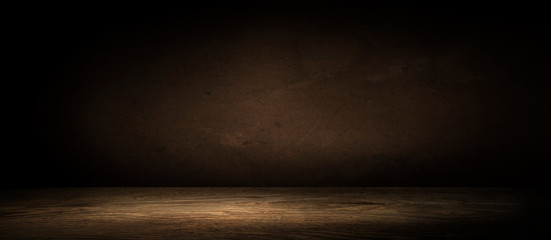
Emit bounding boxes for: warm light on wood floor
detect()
[0,188,532,239]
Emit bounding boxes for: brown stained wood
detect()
[0,188,540,239]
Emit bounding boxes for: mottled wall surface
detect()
[6,3,549,186]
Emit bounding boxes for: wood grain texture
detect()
[0,188,542,239]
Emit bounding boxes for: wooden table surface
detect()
[0,188,545,239]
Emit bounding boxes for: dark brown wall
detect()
[5,3,549,187]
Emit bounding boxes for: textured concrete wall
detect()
[7,3,548,186]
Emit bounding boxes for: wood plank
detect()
[0,188,542,239]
